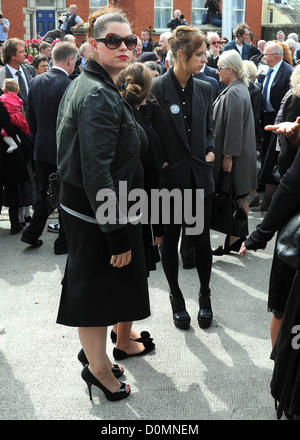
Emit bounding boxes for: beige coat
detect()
[213,79,257,196]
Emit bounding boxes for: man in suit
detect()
[21,42,78,253]
[223,23,251,60]
[258,41,293,208]
[194,67,220,101]
[206,32,221,69]
[0,38,36,114]
[203,62,226,92]
[141,30,153,53]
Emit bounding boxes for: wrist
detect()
[224,155,232,158]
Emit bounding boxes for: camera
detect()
[0,15,3,19]
[58,12,69,24]
[178,14,184,20]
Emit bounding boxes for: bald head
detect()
[263,41,283,67]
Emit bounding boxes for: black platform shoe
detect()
[169,293,191,330]
[198,293,213,329]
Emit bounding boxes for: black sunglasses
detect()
[95,33,137,50]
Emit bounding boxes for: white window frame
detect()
[154,0,173,32]
[191,0,206,27]
[232,0,246,28]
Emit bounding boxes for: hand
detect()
[238,242,248,255]
[162,161,169,169]
[264,119,300,136]
[222,156,232,173]
[110,250,132,268]
[206,152,215,162]
[210,44,219,57]
[152,236,162,246]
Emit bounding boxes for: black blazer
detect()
[27,67,71,165]
[268,61,293,113]
[150,69,215,196]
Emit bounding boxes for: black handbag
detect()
[210,171,248,236]
[276,212,300,270]
[47,172,61,214]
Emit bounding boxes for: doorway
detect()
[36,10,56,37]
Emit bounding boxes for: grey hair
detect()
[52,42,78,63]
[243,60,257,83]
[288,32,298,42]
[219,50,249,86]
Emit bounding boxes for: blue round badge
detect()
[170,104,180,114]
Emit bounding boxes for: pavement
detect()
[0,201,284,422]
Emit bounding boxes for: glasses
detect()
[217,66,229,71]
[220,41,227,44]
[211,41,221,45]
[95,33,137,50]
[263,53,278,56]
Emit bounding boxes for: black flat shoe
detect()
[81,365,130,402]
[169,293,191,330]
[10,224,23,235]
[113,338,155,361]
[110,329,153,344]
[77,349,124,378]
[212,236,246,256]
[21,235,43,248]
[198,294,213,329]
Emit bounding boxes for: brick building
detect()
[1,1,263,45]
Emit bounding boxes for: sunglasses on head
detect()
[95,33,137,50]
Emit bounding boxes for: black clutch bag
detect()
[47,172,61,214]
[276,212,300,270]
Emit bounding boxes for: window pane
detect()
[232,0,245,8]
[154,0,172,29]
[232,11,245,27]
[36,0,55,5]
[90,0,108,7]
[192,0,205,8]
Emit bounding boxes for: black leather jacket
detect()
[57,60,140,253]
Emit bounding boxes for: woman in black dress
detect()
[109,62,162,357]
[150,26,215,330]
[240,117,300,419]
[0,100,26,234]
[56,7,151,402]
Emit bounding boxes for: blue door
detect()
[36,10,56,37]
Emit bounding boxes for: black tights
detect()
[161,196,212,298]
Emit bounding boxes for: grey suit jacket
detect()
[0,63,36,112]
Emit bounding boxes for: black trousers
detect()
[22,160,67,252]
[161,191,212,298]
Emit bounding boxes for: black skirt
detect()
[57,209,150,327]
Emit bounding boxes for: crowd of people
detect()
[1,3,300,418]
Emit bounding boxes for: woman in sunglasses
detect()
[150,26,215,331]
[55,7,151,402]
